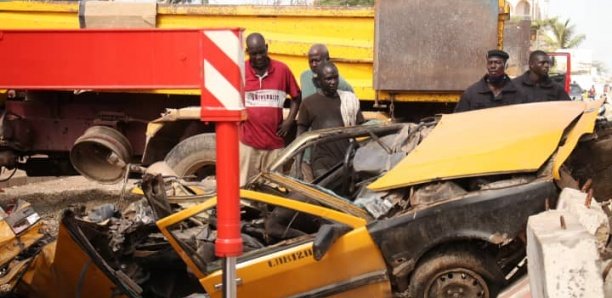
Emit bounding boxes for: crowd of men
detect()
[239,32,572,184]
[240,33,363,185]
[454,49,570,112]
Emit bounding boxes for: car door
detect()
[157,189,391,298]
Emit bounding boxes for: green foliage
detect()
[537,17,585,51]
[316,0,374,6]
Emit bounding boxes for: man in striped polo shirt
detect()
[240,33,301,186]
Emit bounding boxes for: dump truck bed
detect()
[0,1,507,103]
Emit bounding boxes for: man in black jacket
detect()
[455,49,524,112]
[512,50,571,102]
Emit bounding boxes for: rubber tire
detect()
[164,133,216,178]
[408,247,505,298]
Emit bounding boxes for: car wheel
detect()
[164,133,216,180]
[408,247,504,298]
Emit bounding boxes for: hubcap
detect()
[426,268,489,298]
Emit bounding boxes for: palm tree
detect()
[541,17,586,51]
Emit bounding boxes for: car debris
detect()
[2,101,612,298]
[0,200,53,296]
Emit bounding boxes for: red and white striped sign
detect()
[200,29,246,121]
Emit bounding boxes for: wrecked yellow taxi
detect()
[3,100,611,298]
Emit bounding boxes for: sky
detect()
[547,0,612,72]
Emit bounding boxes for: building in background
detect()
[503,0,549,76]
[506,0,548,20]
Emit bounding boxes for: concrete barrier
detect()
[527,210,604,298]
[557,188,610,250]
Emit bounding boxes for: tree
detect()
[539,17,586,51]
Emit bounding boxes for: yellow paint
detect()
[157,190,366,231]
[157,189,389,296]
[21,223,129,298]
[369,101,587,191]
[0,2,78,29]
[498,0,509,49]
[201,227,389,298]
[265,173,372,220]
[0,1,504,104]
[17,241,57,296]
[553,100,603,179]
[0,221,45,266]
[0,219,15,247]
[378,91,463,103]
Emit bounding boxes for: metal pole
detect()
[199,28,245,298]
[214,121,243,298]
[223,257,237,298]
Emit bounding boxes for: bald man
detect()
[298,61,363,177]
[300,44,354,99]
[240,33,301,186]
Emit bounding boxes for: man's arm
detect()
[296,102,310,136]
[278,95,301,137]
[278,65,303,137]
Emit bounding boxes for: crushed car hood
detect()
[369,101,597,191]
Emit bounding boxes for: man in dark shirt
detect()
[297,61,364,177]
[454,49,524,112]
[512,50,571,102]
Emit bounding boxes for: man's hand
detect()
[277,119,294,137]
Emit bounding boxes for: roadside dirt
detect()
[0,176,140,233]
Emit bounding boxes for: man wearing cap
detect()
[454,49,525,112]
[512,50,571,102]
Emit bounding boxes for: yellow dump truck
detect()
[0,0,509,181]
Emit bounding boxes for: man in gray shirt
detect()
[300,44,353,99]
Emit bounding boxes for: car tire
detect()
[164,133,216,179]
[408,247,504,298]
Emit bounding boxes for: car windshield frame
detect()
[257,123,410,219]
[268,123,407,177]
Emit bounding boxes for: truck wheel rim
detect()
[425,268,489,298]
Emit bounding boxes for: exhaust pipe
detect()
[70,126,133,184]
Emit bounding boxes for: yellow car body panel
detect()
[201,227,389,298]
[0,219,15,248]
[553,99,603,179]
[157,189,367,231]
[16,242,57,297]
[369,101,587,191]
[12,222,128,298]
[157,189,390,297]
[0,219,46,294]
[41,225,125,298]
[0,220,45,266]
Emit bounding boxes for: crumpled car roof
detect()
[368,101,592,191]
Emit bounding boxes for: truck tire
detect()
[164,133,217,179]
[408,247,504,298]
